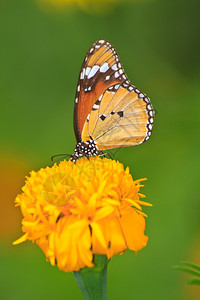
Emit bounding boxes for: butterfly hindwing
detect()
[81,81,154,150]
[73,40,127,142]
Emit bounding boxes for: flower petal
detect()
[118,209,148,253]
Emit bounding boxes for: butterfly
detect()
[70,39,154,162]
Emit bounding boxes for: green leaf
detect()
[180,261,200,273]
[187,278,200,285]
[174,266,200,278]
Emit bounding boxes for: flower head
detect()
[14,157,151,272]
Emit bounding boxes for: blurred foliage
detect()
[0,0,200,299]
[175,262,200,285]
[37,0,121,14]
[37,0,150,15]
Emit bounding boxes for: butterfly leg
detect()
[98,151,113,160]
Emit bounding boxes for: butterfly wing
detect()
[81,81,154,150]
[73,40,127,142]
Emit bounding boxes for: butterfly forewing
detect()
[73,40,127,142]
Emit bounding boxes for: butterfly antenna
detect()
[51,154,71,162]
[49,154,71,167]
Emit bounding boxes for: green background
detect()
[1,0,200,299]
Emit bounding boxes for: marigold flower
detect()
[14,157,151,272]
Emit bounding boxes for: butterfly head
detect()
[70,139,99,162]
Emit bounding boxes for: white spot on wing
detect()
[148,124,153,130]
[88,65,100,79]
[93,104,99,109]
[149,110,154,117]
[114,71,120,78]
[150,118,154,123]
[99,94,103,101]
[111,64,117,71]
[85,67,91,77]
[100,62,109,73]
[81,68,86,79]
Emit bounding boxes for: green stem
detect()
[73,255,109,300]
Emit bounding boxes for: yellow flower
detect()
[13,157,151,272]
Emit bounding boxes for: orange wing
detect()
[73,40,127,142]
[81,81,154,150]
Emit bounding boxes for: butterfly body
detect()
[71,139,99,162]
[70,40,154,162]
